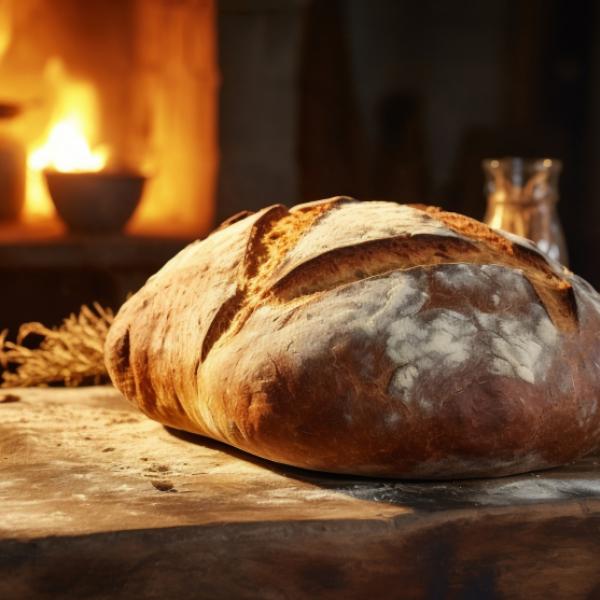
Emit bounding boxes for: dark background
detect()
[2,0,600,336]
[218,0,600,286]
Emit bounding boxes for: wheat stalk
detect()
[0,303,113,388]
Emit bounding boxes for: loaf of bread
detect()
[105,197,600,478]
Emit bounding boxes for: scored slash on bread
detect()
[208,197,575,357]
[105,197,600,479]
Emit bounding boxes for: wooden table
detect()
[2,387,600,599]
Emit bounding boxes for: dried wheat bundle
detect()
[0,303,113,388]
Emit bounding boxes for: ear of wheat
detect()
[0,303,113,388]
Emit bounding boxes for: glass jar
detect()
[482,157,568,265]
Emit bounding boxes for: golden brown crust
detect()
[105,198,600,478]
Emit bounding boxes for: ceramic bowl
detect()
[44,171,146,234]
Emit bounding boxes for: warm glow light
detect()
[29,117,108,173]
[0,0,11,62]
[25,58,109,221]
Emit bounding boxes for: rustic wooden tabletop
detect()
[2,386,600,599]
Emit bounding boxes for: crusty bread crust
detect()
[105,198,600,478]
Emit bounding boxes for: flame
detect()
[25,59,109,220]
[29,117,108,173]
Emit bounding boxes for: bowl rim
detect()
[43,169,147,182]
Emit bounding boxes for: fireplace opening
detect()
[0,0,218,237]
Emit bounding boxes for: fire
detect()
[25,59,109,220]
[29,117,108,173]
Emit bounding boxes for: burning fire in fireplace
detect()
[26,58,109,221]
[0,0,218,237]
